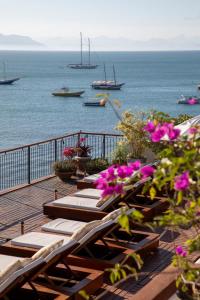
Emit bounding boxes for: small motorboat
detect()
[177,95,200,104]
[84,98,107,107]
[52,87,85,97]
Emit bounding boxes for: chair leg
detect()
[27,280,41,300]
[62,257,80,280]
[82,245,95,258]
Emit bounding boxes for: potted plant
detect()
[85,158,109,174]
[73,137,92,176]
[53,160,76,182]
[115,111,148,163]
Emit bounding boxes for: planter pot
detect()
[176,290,194,300]
[73,156,91,176]
[127,157,146,164]
[55,171,75,182]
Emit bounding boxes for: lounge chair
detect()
[44,177,168,221]
[0,208,159,271]
[0,239,63,299]
[77,161,159,189]
[0,236,103,299]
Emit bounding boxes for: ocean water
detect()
[0,50,200,149]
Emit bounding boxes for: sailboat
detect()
[68,33,98,69]
[91,64,125,90]
[0,62,20,85]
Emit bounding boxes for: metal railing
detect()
[0,131,123,191]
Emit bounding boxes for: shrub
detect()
[53,160,76,173]
[86,158,109,174]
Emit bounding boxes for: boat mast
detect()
[88,38,91,65]
[80,32,83,65]
[3,62,6,80]
[113,64,116,85]
[103,64,107,82]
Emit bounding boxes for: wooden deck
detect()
[0,177,199,299]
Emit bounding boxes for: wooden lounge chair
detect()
[0,237,103,299]
[0,209,159,271]
[44,177,168,221]
[77,161,160,190]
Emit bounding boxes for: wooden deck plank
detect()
[0,177,198,299]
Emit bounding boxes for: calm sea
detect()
[0,50,199,149]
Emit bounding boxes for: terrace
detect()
[0,131,199,299]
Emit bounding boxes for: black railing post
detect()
[27,146,31,184]
[54,139,57,162]
[77,131,81,144]
[102,134,106,158]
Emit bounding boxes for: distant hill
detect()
[42,35,200,51]
[0,34,43,49]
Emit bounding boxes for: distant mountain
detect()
[41,35,200,51]
[0,34,43,49]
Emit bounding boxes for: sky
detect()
[0,0,200,50]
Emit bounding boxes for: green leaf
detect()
[79,290,90,300]
[150,186,156,200]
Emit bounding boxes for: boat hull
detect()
[68,64,98,69]
[0,78,20,85]
[52,91,85,97]
[91,83,124,90]
[84,102,105,106]
[178,100,200,104]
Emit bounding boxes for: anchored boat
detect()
[91,64,124,90]
[68,33,98,69]
[52,87,85,97]
[177,95,200,104]
[84,97,107,107]
[0,62,20,85]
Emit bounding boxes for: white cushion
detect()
[0,255,20,273]
[195,257,200,264]
[42,218,86,235]
[53,196,101,211]
[74,189,102,199]
[44,239,77,263]
[0,256,22,293]
[71,220,103,241]
[79,220,113,245]
[84,174,100,183]
[11,232,70,249]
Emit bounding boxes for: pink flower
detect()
[151,125,168,142]
[140,165,155,179]
[176,246,187,257]
[79,137,86,143]
[129,160,141,171]
[101,186,115,197]
[188,127,197,135]
[63,147,75,157]
[187,98,197,105]
[117,165,133,179]
[95,178,108,190]
[114,183,124,195]
[168,127,180,140]
[174,171,190,191]
[143,121,155,133]
[99,167,116,182]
